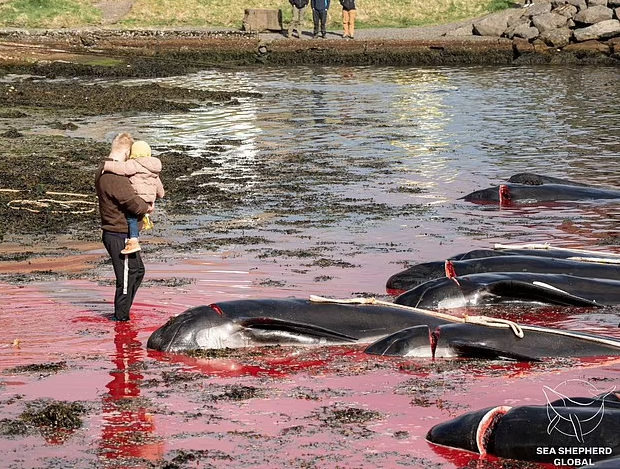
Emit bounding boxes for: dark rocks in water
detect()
[1,128,23,138]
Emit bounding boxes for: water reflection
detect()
[389,68,456,195]
[22,65,620,256]
[99,322,163,465]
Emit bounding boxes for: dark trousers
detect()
[312,9,327,36]
[102,231,145,321]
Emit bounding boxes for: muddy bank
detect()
[0,73,424,288]
[0,27,618,78]
[0,78,260,268]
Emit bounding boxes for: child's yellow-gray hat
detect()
[129,140,151,159]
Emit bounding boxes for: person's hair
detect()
[130,140,152,159]
[110,132,134,155]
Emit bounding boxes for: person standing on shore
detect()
[340,0,356,39]
[287,0,309,38]
[95,132,151,321]
[311,0,330,38]
[103,140,165,255]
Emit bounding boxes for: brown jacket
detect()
[103,156,165,203]
[95,161,150,234]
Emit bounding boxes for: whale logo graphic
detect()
[543,379,616,443]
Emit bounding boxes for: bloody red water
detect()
[1,244,620,468]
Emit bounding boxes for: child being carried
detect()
[103,140,165,254]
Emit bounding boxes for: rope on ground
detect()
[308,295,524,338]
[8,198,96,214]
[495,242,620,258]
[2,189,96,214]
[567,256,620,265]
[45,191,92,198]
[494,242,552,250]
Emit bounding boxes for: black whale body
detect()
[146,298,452,353]
[394,272,620,308]
[427,393,620,464]
[461,182,620,204]
[387,255,620,293]
[448,246,617,261]
[148,298,620,361]
[507,172,591,186]
[581,457,620,468]
[365,322,620,360]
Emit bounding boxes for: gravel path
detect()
[257,13,517,43]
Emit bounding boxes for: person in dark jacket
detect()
[95,132,150,321]
[311,0,330,38]
[340,0,356,39]
[287,0,309,38]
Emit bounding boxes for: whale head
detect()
[147,305,243,352]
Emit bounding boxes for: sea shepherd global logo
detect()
[543,379,615,443]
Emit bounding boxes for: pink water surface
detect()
[1,232,620,469]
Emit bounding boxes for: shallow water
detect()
[3,65,620,468]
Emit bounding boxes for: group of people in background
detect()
[287,0,356,40]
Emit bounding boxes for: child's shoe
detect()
[121,238,141,255]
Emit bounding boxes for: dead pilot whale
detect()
[146,298,453,353]
[148,298,620,362]
[386,255,620,294]
[393,272,620,309]
[426,392,620,464]
[364,322,620,360]
[506,172,591,186]
[461,182,620,205]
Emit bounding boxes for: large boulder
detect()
[513,23,541,40]
[563,39,611,52]
[527,2,553,16]
[445,25,474,36]
[513,36,537,54]
[553,4,579,17]
[505,12,532,37]
[587,0,609,5]
[609,36,620,52]
[242,9,283,32]
[473,9,524,36]
[573,18,620,39]
[567,0,588,10]
[533,12,570,31]
[540,26,574,45]
[574,5,614,23]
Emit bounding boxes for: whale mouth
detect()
[475,406,511,455]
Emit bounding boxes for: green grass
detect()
[0,0,514,29]
[488,0,515,12]
[0,0,101,28]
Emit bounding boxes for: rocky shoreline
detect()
[0,2,619,76]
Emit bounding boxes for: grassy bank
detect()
[0,0,514,29]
